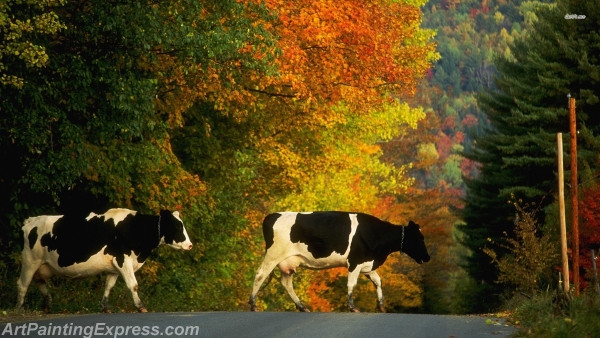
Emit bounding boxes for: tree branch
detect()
[244,86,297,98]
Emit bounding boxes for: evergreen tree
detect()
[461,0,600,311]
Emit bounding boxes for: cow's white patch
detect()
[101,208,137,224]
[85,212,98,221]
[358,260,375,273]
[345,213,359,255]
[172,211,181,221]
[83,209,136,224]
[36,246,131,279]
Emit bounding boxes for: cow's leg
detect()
[35,280,52,313]
[346,268,363,312]
[101,274,119,313]
[33,264,53,313]
[114,257,146,312]
[280,272,309,312]
[16,271,33,311]
[16,259,41,311]
[365,271,385,313]
[249,258,279,311]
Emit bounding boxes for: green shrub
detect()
[514,291,600,337]
[484,198,559,297]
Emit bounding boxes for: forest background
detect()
[1,0,599,315]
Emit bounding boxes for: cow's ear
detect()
[408,220,418,228]
[173,211,180,218]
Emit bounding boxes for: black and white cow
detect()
[16,208,192,313]
[249,211,430,312]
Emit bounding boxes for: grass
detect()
[511,290,600,337]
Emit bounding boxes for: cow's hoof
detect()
[296,304,310,312]
[138,307,148,313]
[378,305,386,313]
[349,307,360,313]
[102,308,112,314]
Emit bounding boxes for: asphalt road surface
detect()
[0,312,516,338]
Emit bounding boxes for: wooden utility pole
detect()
[569,97,580,296]
[557,132,570,293]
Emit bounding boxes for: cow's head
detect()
[402,221,430,264]
[160,210,193,250]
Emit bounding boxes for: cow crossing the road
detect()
[16,208,193,313]
[249,211,430,312]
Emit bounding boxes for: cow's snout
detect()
[181,240,193,250]
[169,240,193,250]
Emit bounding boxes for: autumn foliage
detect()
[263,0,433,112]
[0,0,438,312]
[577,184,600,288]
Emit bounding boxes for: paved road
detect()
[0,312,516,338]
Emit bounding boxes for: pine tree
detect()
[461,0,600,311]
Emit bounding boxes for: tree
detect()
[461,0,600,310]
[0,0,277,310]
[0,0,66,88]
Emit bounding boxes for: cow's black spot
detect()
[290,212,352,259]
[28,226,38,250]
[262,213,281,250]
[41,214,115,267]
[102,212,167,265]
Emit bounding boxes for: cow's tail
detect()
[258,213,282,290]
[260,271,274,290]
